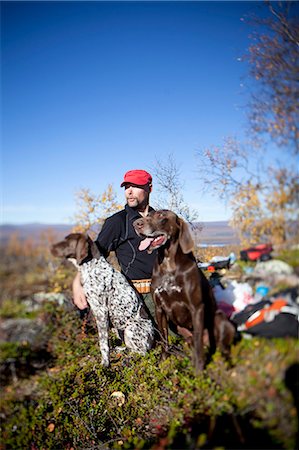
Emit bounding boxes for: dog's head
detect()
[133,209,194,254]
[51,233,90,265]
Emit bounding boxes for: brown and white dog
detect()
[133,210,235,372]
[51,233,155,367]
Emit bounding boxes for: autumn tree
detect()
[196,1,299,247]
[199,135,299,246]
[72,184,122,237]
[245,0,299,153]
[151,153,199,224]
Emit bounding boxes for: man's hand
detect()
[72,272,89,310]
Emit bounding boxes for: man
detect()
[72,169,157,321]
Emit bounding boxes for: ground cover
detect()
[0,247,298,449]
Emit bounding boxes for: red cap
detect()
[120,170,152,187]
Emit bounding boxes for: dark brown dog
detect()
[177,310,236,366]
[134,209,220,373]
[213,310,236,364]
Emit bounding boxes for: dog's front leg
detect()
[192,303,205,373]
[154,295,169,360]
[92,301,110,367]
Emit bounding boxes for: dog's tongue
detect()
[139,237,154,251]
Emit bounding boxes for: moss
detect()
[0,341,33,360]
[276,248,299,269]
[1,334,298,449]
[1,252,298,449]
[0,298,38,319]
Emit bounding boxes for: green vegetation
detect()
[276,248,299,270]
[0,247,298,449]
[1,302,298,449]
[0,298,36,319]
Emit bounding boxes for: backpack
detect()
[231,297,299,338]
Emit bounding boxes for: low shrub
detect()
[1,310,298,449]
[0,248,298,449]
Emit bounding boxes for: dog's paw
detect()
[101,359,110,368]
[114,345,127,354]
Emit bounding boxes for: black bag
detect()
[231,298,299,338]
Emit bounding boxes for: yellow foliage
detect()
[72,184,122,234]
[229,168,299,247]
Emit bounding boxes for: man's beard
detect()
[127,197,148,211]
[127,198,139,208]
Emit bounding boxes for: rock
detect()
[21,292,73,314]
[0,318,52,384]
[253,260,294,277]
[0,318,49,349]
[32,292,70,305]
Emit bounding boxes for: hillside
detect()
[0,221,239,246]
[193,221,239,246]
[0,223,73,244]
[0,244,298,449]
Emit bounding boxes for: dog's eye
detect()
[159,217,168,225]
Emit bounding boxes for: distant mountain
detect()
[0,221,239,246]
[0,223,73,244]
[192,221,239,246]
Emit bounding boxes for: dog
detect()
[175,310,235,366]
[213,310,236,364]
[51,233,155,367]
[133,210,234,372]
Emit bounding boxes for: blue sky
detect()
[2,1,267,224]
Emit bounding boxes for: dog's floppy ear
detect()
[75,234,89,264]
[178,218,194,254]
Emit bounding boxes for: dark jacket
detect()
[95,205,156,280]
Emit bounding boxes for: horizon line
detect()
[0,219,231,226]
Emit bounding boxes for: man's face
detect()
[124,184,150,210]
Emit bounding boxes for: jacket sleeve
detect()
[95,214,122,258]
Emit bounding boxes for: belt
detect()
[132,278,152,294]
